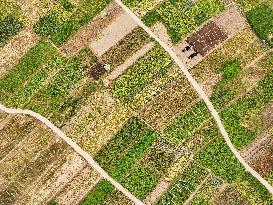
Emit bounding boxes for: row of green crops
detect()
[246,3,273,47]
[142,0,224,43]
[34,0,111,46]
[157,162,208,205]
[110,45,172,104]
[0,41,58,102]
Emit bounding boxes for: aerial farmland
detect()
[0,0,273,204]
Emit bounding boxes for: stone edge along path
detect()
[0,104,145,205]
[114,0,273,195]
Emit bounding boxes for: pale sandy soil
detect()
[0,28,39,78]
[54,166,101,205]
[60,2,123,57]
[144,179,170,205]
[151,22,173,48]
[214,5,246,37]
[24,152,86,204]
[89,12,138,56]
[200,74,221,97]
[104,42,155,86]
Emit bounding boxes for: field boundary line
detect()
[114,0,273,195]
[0,104,144,205]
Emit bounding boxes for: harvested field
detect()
[139,76,199,131]
[54,166,101,205]
[214,5,246,37]
[89,12,138,56]
[252,147,273,177]
[0,28,39,78]
[104,42,155,86]
[60,2,123,57]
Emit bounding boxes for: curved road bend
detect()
[0,104,145,205]
[114,0,273,195]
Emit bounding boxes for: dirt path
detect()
[0,104,144,205]
[115,0,273,195]
[0,28,39,78]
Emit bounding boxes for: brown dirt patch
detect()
[252,147,273,177]
[261,102,273,130]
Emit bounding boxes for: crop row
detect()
[110,45,172,104]
[143,0,224,43]
[34,0,111,46]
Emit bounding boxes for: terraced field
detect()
[0,0,273,204]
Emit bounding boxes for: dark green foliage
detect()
[59,0,75,11]
[123,167,158,200]
[80,180,114,205]
[0,15,22,46]
[142,10,161,27]
[221,60,242,80]
[247,4,273,47]
[157,162,208,204]
[195,137,245,182]
[0,41,57,102]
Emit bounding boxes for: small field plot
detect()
[142,0,225,43]
[0,112,101,205]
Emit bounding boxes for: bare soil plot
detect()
[252,147,273,177]
[104,42,155,86]
[187,21,228,56]
[214,5,246,37]
[60,2,123,57]
[22,152,87,204]
[0,28,39,78]
[139,76,199,131]
[89,12,138,56]
[54,166,101,205]
[214,185,250,205]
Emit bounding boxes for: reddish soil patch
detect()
[187,21,228,56]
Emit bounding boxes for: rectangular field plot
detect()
[139,76,199,131]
